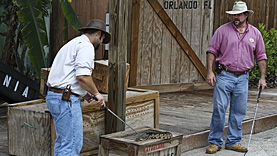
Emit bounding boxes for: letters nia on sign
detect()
[0,62,39,103]
[3,75,30,98]
[164,0,212,9]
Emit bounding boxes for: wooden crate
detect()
[99,127,183,156]
[92,60,130,93]
[40,60,130,95]
[7,88,159,156]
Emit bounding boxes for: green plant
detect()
[12,0,83,78]
[13,0,48,77]
[249,23,277,84]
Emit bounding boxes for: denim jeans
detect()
[46,91,83,156]
[208,70,249,147]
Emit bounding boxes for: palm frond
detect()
[13,0,46,77]
[60,0,83,33]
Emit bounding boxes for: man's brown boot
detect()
[206,144,221,154]
[225,143,247,152]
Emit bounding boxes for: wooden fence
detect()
[130,0,214,87]
[214,0,277,31]
[50,0,276,90]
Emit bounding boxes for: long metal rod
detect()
[91,95,140,135]
[244,87,262,156]
[105,106,140,135]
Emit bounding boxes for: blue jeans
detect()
[208,70,249,147]
[46,91,83,156]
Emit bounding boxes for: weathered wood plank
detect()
[151,8,163,85]
[107,0,129,133]
[190,1,202,82]
[130,0,141,86]
[136,0,145,86]
[132,82,213,93]
[201,0,214,72]
[141,0,154,86]
[170,5,181,84]
[147,0,207,80]
[160,25,172,84]
[160,0,172,84]
[180,7,192,83]
[8,107,51,156]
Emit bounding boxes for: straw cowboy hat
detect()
[78,19,111,44]
[226,1,254,15]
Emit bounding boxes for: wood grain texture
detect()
[151,9,163,85]
[107,0,129,133]
[150,0,207,79]
[141,0,154,86]
[92,60,130,93]
[8,106,51,156]
[130,0,141,86]
[100,127,183,156]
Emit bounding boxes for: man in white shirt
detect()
[46,19,110,156]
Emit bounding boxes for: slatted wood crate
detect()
[92,60,130,93]
[99,127,183,156]
[7,88,159,156]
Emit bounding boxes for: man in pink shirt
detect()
[206,1,267,154]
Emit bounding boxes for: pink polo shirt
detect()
[207,22,267,71]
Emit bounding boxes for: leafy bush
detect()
[249,23,277,86]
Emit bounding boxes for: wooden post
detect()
[106,0,129,134]
[129,0,141,86]
[49,0,65,65]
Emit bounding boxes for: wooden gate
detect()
[130,0,214,88]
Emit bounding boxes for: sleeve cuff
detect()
[76,67,92,76]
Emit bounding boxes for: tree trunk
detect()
[2,4,19,68]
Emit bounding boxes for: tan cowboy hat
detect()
[226,1,254,15]
[78,19,111,44]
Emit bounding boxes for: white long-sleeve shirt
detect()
[47,34,95,97]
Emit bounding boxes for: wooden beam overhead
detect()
[147,0,207,80]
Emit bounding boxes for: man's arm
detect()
[77,75,105,106]
[206,52,216,86]
[257,59,267,91]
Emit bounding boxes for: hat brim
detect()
[226,10,254,15]
[78,27,111,44]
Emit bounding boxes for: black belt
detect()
[221,65,248,75]
[49,87,79,97]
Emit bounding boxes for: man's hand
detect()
[206,53,216,87]
[206,71,216,87]
[84,92,106,107]
[258,78,266,92]
[95,93,106,107]
[257,59,267,92]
